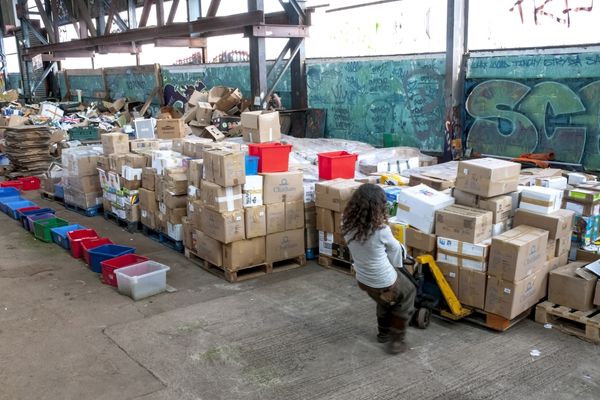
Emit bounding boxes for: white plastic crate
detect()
[115,261,170,301]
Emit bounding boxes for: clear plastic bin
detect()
[116,261,170,301]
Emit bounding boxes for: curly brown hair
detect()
[342,183,388,243]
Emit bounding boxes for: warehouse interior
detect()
[1,1,600,399]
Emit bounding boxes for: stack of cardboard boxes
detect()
[61,146,103,210]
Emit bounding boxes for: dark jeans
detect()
[358,271,416,336]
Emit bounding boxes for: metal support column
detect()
[289,0,307,109]
[187,0,203,21]
[443,0,468,161]
[248,0,267,109]
[0,7,6,91]
[128,0,138,28]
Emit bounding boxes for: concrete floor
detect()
[1,193,600,400]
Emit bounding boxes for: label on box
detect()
[319,231,334,256]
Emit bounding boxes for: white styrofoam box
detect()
[519,186,563,215]
[395,184,455,233]
[122,166,143,181]
[116,261,170,301]
[167,222,183,241]
[536,176,567,190]
[319,231,334,256]
[568,172,587,185]
[436,237,490,272]
[242,175,263,208]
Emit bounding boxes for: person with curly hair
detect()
[342,183,416,354]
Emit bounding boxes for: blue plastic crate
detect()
[245,155,259,176]
[5,200,37,219]
[54,184,65,199]
[20,208,54,229]
[51,224,86,250]
[0,195,24,212]
[87,244,136,273]
[0,187,20,198]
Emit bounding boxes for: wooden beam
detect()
[206,0,221,17]
[33,0,55,42]
[167,0,180,24]
[139,0,153,28]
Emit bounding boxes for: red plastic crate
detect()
[18,176,41,191]
[0,180,23,190]
[81,237,113,265]
[68,229,99,258]
[16,206,40,215]
[248,142,292,173]
[317,151,358,180]
[101,254,149,287]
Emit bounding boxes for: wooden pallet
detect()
[141,225,184,253]
[318,254,354,276]
[103,210,139,233]
[270,254,307,274]
[463,307,531,332]
[535,301,600,344]
[40,191,64,204]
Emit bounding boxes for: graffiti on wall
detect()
[510,0,594,26]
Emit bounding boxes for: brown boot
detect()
[385,318,408,354]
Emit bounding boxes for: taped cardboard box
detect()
[565,188,600,204]
[222,237,266,270]
[456,158,520,197]
[519,186,563,214]
[436,237,490,272]
[485,270,546,319]
[195,102,213,126]
[437,261,460,297]
[167,207,187,224]
[200,207,245,243]
[242,175,263,207]
[156,118,185,139]
[187,160,204,188]
[142,168,156,191]
[435,205,493,244]
[548,262,597,311]
[70,155,100,177]
[245,205,267,238]
[201,180,242,212]
[397,184,455,234]
[101,132,129,155]
[453,190,513,224]
[488,225,548,282]
[314,179,362,212]
[263,171,304,204]
[266,229,304,263]
[535,176,567,190]
[139,188,158,211]
[408,173,454,191]
[163,191,187,209]
[458,267,487,310]
[316,207,335,233]
[241,111,281,143]
[286,200,305,230]
[66,175,102,193]
[202,148,245,187]
[406,227,436,252]
[513,209,574,240]
[64,187,102,209]
[266,202,286,234]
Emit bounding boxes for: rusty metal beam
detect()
[251,24,308,38]
[97,44,139,53]
[105,1,116,35]
[167,0,180,24]
[154,37,207,47]
[76,0,98,37]
[206,0,220,17]
[156,0,165,26]
[33,0,55,42]
[139,0,153,28]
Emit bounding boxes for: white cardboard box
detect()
[535,176,567,190]
[437,237,490,272]
[395,184,455,233]
[242,175,263,208]
[519,186,563,215]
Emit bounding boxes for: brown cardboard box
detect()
[305,206,316,228]
[202,148,245,187]
[546,239,556,261]
[164,172,188,195]
[406,227,437,252]
[453,190,513,224]
[241,111,281,143]
[72,155,101,177]
[120,177,141,191]
[141,209,157,229]
[108,153,128,173]
[182,216,193,250]
[576,249,600,262]
[222,237,266,270]
[408,173,454,191]
[125,204,140,223]
[245,205,267,238]
[266,202,286,234]
[187,160,204,188]
[190,200,203,230]
[156,118,185,139]
[513,209,574,240]
[438,261,460,296]
[485,271,546,319]
[555,235,571,258]
[594,281,600,307]
[124,153,147,168]
[167,207,187,224]
[261,171,304,204]
[316,207,335,233]
[286,200,305,230]
[488,225,548,282]
[195,230,223,267]
[315,179,362,212]
[142,168,156,191]
[266,229,305,262]
[67,175,101,192]
[435,205,493,243]
[306,227,318,249]
[456,158,521,197]
[458,267,487,309]
[163,191,187,209]
[130,138,160,153]
[211,87,242,112]
[101,132,129,155]
[195,102,213,126]
[548,262,597,311]
[200,180,242,212]
[334,212,343,233]
[63,187,102,209]
[200,208,245,243]
[565,199,599,217]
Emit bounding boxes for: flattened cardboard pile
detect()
[4,125,52,176]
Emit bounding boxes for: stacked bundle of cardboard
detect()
[3,125,52,176]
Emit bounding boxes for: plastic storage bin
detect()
[101,254,149,287]
[0,187,20,197]
[116,261,170,300]
[33,217,69,242]
[5,200,36,219]
[0,196,24,212]
[248,143,292,173]
[18,176,41,191]
[245,155,259,175]
[87,244,136,273]
[317,151,358,180]
[51,224,85,250]
[68,229,100,258]
[81,237,113,265]
[25,212,56,232]
[0,180,23,190]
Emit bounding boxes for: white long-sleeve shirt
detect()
[345,225,402,289]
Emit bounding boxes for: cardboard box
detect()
[191,124,225,142]
[594,281,600,307]
[397,184,455,234]
[408,173,454,191]
[164,172,187,195]
[319,231,334,256]
[388,217,408,245]
[242,175,263,207]
[241,111,281,143]
[201,180,242,212]
[485,271,546,319]
[139,188,157,211]
[266,202,286,234]
[513,209,574,240]
[314,179,362,212]
[456,158,521,197]
[565,199,600,217]
[101,132,129,155]
[108,153,128,173]
[519,186,563,214]
[120,177,141,191]
[316,207,335,233]
[437,237,490,272]
[405,227,436,252]
[141,209,157,229]
[130,139,160,153]
[536,176,567,190]
[286,200,305,230]
[156,118,185,139]
[67,175,101,193]
[263,171,304,204]
[458,267,487,309]
[333,212,343,234]
[435,205,493,244]
[222,237,266,270]
[306,227,319,249]
[142,168,156,191]
[167,207,187,224]
[195,102,213,126]
[200,208,245,244]
[194,230,223,267]
[305,206,316,228]
[211,87,242,112]
[547,239,557,261]
[455,190,513,224]
[124,153,147,169]
[125,204,140,223]
[437,261,460,297]
[163,191,187,209]
[488,225,549,282]
[70,155,100,177]
[245,205,267,238]
[202,148,246,187]
[565,188,600,204]
[576,249,600,263]
[63,187,102,209]
[548,262,598,311]
[266,229,304,262]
